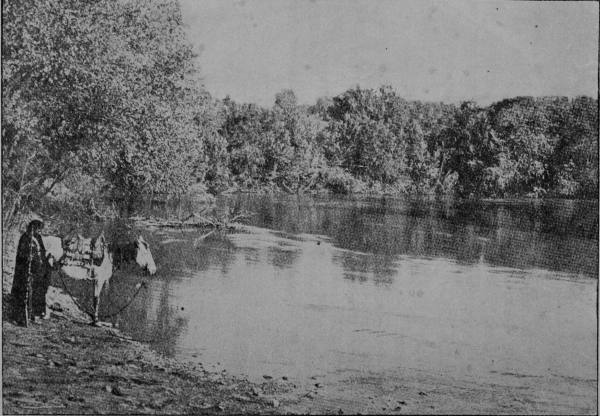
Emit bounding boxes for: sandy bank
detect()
[2,314,293,414]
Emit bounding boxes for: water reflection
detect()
[267,245,301,270]
[217,195,597,277]
[155,230,237,275]
[108,271,188,356]
[110,195,597,385]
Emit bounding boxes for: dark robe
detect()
[11,231,48,324]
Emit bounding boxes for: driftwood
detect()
[131,216,248,230]
[192,229,216,248]
[131,208,253,234]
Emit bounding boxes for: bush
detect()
[323,168,366,194]
[438,172,459,197]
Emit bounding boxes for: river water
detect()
[106,195,597,390]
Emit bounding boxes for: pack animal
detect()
[42,234,156,324]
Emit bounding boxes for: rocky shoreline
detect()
[2,315,292,414]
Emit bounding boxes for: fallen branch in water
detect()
[131,208,253,233]
[179,206,209,224]
[193,229,216,248]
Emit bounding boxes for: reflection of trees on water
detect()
[267,246,301,270]
[242,248,260,266]
[453,224,488,265]
[336,252,395,287]
[331,206,399,286]
[194,235,237,275]
[451,199,598,240]
[147,278,187,356]
[106,226,237,356]
[157,231,237,276]
[138,197,198,222]
[112,275,188,357]
[220,195,598,278]
[248,195,328,236]
[488,206,598,276]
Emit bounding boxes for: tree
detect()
[3,0,121,226]
[488,97,559,196]
[547,96,598,197]
[405,119,437,193]
[326,86,409,184]
[437,102,501,197]
[268,90,327,192]
[2,0,210,220]
[219,98,268,187]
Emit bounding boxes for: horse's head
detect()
[134,235,156,275]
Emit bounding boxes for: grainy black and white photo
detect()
[2,0,598,414]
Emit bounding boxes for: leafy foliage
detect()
[2,0,596,233]
[2,0,212,224]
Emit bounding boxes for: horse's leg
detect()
[42,270,51,319]
[92,278,103,325]
[92,295,99,324]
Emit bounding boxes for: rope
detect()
[99,281,147,320]
[56,269,96,321]
[52,235,149,323]
[54,259,148,322]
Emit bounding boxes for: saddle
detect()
[62,232,106,267]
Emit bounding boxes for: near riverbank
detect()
[2,227,290,414]
[5,304,595,415]
[2,316,291,414]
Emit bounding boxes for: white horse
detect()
[43,234,156,324]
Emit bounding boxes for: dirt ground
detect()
[2,315,295,414]
[280,366,597,415]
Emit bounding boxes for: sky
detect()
[179,0,598,107]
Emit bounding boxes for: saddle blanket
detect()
[62,233,105,267]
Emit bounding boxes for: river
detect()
[96,195,597,412]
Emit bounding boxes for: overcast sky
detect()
[179,0,598,107]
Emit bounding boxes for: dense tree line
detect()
[2,0,597,234]
[216,89,597,199]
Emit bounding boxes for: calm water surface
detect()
[108,196,597,385]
